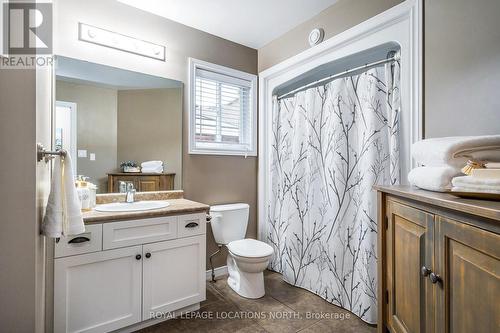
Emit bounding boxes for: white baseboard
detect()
[206,265,228,280]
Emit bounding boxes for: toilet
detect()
[210,203,273,299]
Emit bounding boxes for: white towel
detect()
[452,175,500,192]
[42,153,85,238]
[412,135,500,168]
[408,166,462,192]
[141,160,163,168]
[141,165,164,174]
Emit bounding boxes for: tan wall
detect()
[56,81,118,192]
[117,88,183,189]
[0,69,36,332]
[55,0,258,269]
[424,0,500,137]
[258,0,402,72]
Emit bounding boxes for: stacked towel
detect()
[408,135,500,192]
[452,176,500,194]
[141,160,163,173]
[42,153,85,238]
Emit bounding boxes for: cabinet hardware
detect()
[429,272,442,284]
[385,290,389,304]
[145,252,151,258]
[385,216,389,229]
[68,236,90,244]
[185,222,199,228]
[421,266,432,277]
[135,254,142,260]
[206,214,212,222]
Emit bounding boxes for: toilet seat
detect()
[227,238,273,258]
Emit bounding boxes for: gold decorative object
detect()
[461,160,486,175]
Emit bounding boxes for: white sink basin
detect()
[95,201,170,212]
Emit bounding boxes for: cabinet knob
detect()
[429,272,442,284]
[145,252,151,258]
[421,266,432,277]
[135,254,142,260]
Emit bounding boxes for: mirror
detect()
[54,56,183,193]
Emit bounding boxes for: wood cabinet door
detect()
[386,200,435,333]
[435,216,500,333]
[142,235,206,319]
[137,176,160,192]
[54,246,142,333]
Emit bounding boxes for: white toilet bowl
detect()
[226,238,273,299]
[209,204,274,299]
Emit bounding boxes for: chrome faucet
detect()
[125,183,136,203]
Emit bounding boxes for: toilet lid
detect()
[227,239,274,258]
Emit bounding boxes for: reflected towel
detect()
[408,166,462,192]
[42,153,85,238]
[141,160,163,168]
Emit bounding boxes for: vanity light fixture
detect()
[78,23,166,61]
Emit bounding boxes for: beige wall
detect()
[55,0,258,269]
[424,0,500,137]
[258,0,402,72]
[117,88,183,189]
[56,81,118,192]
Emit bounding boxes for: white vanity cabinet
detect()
[54,212,207,333]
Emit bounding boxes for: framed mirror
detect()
[54,56,183,193]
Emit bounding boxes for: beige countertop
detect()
[83,191,209,224]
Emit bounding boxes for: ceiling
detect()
[117,0,338,49]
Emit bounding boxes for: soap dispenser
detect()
[75,175,91,211]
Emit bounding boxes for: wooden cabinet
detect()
[54,214,207,333]
[377,186,500,333]
[107,173,175,193]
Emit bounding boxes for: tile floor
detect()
[138,270,376,333]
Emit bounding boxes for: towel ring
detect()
[37,143,67,163]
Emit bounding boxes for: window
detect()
[189,58,257,156]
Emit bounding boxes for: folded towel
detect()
[141,165,164,174]
[452,175,500,189]
[452,187,500,194]
[42,153,85,238]
[412,135,500,168]
[408,166,462,192]
[141,160,163,168]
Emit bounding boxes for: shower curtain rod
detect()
[277,55,399,100]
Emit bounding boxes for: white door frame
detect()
[55,100,77,175]
[257,0,423,240]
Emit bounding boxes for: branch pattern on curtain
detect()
[267,57,400,324]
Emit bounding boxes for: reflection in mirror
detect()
[54,56,183,193]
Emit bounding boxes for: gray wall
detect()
[258,0,402,72]
[424,0,500,137]
[117,88,183,189]
[56,81,118,192]
[55,0,257,270]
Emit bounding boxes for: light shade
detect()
[78,23,165,61]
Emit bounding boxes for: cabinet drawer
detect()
[54,224,102,258]
[177,213,206,238]
[103,216,178,250]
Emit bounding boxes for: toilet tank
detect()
[209,203,249,245]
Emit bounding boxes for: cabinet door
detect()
[435,216,500,333]
[142,235,206,319]
[137,176,160,192]
[386,200,435,333]
[54,246,142,333]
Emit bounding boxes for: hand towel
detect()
[408,166,462,192]
[412,135,500,168]
[141,160,163,168]
[451,186,500,194]
[42,153,85,238]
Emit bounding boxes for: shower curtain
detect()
[266,56,401,324]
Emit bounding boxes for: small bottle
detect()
[75,175,91,211]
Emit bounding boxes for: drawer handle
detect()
[185,222,199,228]
[145,252,151,259]
[206,214,212,222]
[136,254,142,260]
[68,236,90,244]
